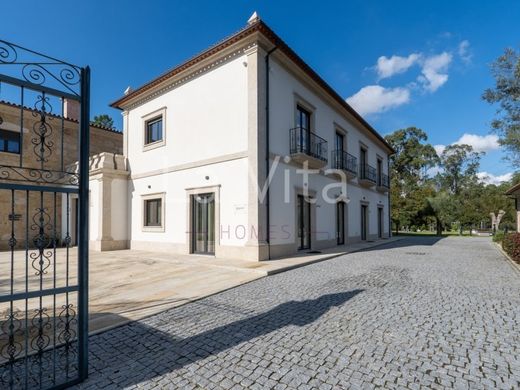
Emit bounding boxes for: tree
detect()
[482,48,520,168]
[438,144,481,195]
[92,114,114,129]
[385,127,439,233]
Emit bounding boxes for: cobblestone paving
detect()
[77,236,520,389]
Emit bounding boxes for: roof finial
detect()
[247,11,260,25]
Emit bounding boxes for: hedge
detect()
[503,233,520,264]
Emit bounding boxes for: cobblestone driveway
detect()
[77,236,520,389]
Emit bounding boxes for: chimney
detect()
[63,98,80,121]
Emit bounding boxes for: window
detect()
[144,198,162,227]
[296,105,311,130]
[0,129,21,154]
[335,132,344,152]
[145,117,163,145]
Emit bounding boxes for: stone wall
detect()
[0,101,123,250]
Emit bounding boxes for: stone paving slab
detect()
[75,236,520,389]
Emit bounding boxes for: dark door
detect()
[192,193,215,254]
[378,207,383,238]
[336,202,345,245]
[361,205,368,241]
[296,105,311,153]
[377,159,383,186]
[297,195,311,250]
[335,132,344,168]
[360,148,367,177]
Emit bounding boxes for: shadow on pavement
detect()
[79,289,364,388]
[358,235,445,252]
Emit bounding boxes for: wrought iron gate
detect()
[0,41,89,389]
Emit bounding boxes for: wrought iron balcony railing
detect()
[331,150,357,175]
[378,173,390,188]
[289,127,328,162]
[359,163,377,183]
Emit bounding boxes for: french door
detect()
[378,207,383,238]
[336,202,345,245]
[191,193,215,254]
[361,204,368,241]
[297,195,311,250]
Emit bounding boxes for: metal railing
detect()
[289,127,328,162]
[331,150,357,175]
[378,173,390,188]
[359,163,377,183]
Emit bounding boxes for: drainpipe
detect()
[265,46,277,260]
[387,158,392,238]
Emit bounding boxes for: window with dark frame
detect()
[144,198,162,227]
[145,116,163,145]
[0,129,21,154]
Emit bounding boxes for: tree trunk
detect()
[436,218,442,236]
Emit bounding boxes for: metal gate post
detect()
[78,66,90,381]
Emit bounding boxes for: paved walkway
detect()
[77,236,520,389]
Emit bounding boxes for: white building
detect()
[89,14,394,261]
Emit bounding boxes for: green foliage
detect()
[493,231,506,243]
[503,233,520,263]
[482,48,520,168]
[92,114,114,129]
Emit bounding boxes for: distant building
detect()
[0,100,123,249]
[505,182,520,233]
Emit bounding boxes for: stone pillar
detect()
[245,44,269,261]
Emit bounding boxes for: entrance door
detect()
[336,202,345,245]
[297,195,311,250]
[361,204,368,241]
[192,193,215,254]
[378,207,383,238]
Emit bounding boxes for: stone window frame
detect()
[142,192,166,232]
[142,107,167,152]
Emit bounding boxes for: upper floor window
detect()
[142,107,167,151]
[335,132,344,152]
[296,105,311,131]
[0,129,20,154]
[145,117,163,145]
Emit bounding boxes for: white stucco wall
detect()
[268,57,390,246]
[126,55,249,176]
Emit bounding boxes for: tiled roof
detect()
[0,100,122,134]
[110,18,394,154]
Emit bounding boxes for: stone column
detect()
[245,44,269,261]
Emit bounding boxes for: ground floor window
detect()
[144,198,162,227]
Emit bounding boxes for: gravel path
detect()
[77,236,520,389]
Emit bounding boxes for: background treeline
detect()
[385,47,520,235]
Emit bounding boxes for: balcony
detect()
[289,127,328,169]
[377,173,390,192]
[330,150,357,180]
[358,164,376,187]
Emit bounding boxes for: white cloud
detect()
[455,133,499,153]
[418,52,452,92]
[434,144,446,156]
[346,85,410,116]
[376,53,420,80]
[458,40,472,64]
[477,172,513,185]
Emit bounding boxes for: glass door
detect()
[337,202,345,245]
[361,204,368,241]
[378,207,383,238]
[297,195,311,250]
[191,193,215,254]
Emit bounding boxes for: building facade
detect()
[0,100,123,249]
[106,14,393,261]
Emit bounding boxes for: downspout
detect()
[387,158,392,238]
[265,46,277,259]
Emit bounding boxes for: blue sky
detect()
[1,1,518,182]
